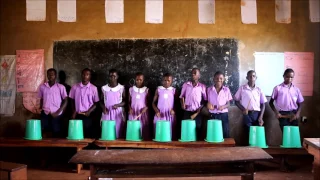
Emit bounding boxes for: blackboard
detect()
[53,39,239,94]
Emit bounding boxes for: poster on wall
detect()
[105,0,124,23]
[26,0,46,21]
[16,49,45,93]
[22,92,41,114]
[57,0,76,22]
[198,0,215,24]
[284,52,314,96]
[241,0,257,24]
[0,55,16,116]
[309,0,320,22]
[254,52,285,96]
[275,0,291,23]
[145,0,163,24]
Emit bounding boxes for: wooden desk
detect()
[0,161,27,180]
[69,147,272,180]
[303,138,320,180]
[95,138,235,149]
[0,138,94,174]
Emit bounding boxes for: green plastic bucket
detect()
[67,120,84,140]
[205,119,224,143]
[100,120,116,141]
[281,126,302,148]
[249,126,268,148]
[179,119,196,142]
[153,120,171,142]
[126,120,142,141]
[24,119,42,140]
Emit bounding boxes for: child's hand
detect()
[207,103,214,110]
[290,114,299,122]
[275,112,282,119]
[103,108,109,114]
[170,109,175,115]
[181,103,186,110]
[156,112,161,117]
[141,107,148,114]
[51,111,59,118]
[218,106,224,111]
[112,105,118,109]
[258,118,264,126]
[84,111,91,117]
[129,108,133,115]
[72,112,76,119]
[243,109,248,115]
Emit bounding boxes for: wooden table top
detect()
[0,138,95,147]
[94,138,235,148]
[69,147,272,165]
[304,138,320,150]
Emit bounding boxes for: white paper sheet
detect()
[57,0,76,22]
[309,0,320,22]
[105,0,124,23]
[26,0,46,21]
[241,0,257,24]
[275,0,291,23]
[145,0,163,24]
[254,52,285,96]
[198,0,215,24]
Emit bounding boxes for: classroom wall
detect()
[1,0,319,145]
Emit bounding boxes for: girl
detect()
[128,72,150,140]
[269,68,304,131]
[207,71,233,138]
[100,69,126,138]
[152,73,176,140]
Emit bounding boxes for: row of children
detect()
[39,67,303,140]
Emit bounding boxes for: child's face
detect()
[191,69,200,81]
[81,70,91,82]
[47,70,56,82]
[135,75,144,88]
[247,72,257,83]
[109,72,118,84]
[214,74,224,86]
[284,72,294,84]
[162,76,172,88]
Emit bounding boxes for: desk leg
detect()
[90,165,97,180]
[77,147,83,174]
[241,162,254,180]
[313,155,320,180]
[10,167,27,180]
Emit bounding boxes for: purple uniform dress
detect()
[101,84,125,139]
[128,86,150,140]
[154,86,176,139]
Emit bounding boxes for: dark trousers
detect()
[243,111,260,130]
[40,110,62,137]
[75,114,93,138]
[183,110,202,140]
[279,110,298,132]
[210,113,230,138]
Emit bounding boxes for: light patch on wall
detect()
[26,0,46,21]
[309,0,320,22]
[241,0,257,24]
[105,0,124,23]
[145,0,163,24]
[57,0,76,22]
[275,0,291,24]
[198,0,215,24]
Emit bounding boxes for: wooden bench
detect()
[94,138,236,149]
[263,146,309,171]
[0,138,94,174]
[0,161,27,180]
[69,147,272,180]
[303,138,320,180]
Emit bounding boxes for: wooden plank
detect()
[69,147,272,165]
[10,167,27,180]
[264,146,308,155]
[304,138,320,150]
[0,161,27,172]
[94,138,235,148]
[0,138,94,148]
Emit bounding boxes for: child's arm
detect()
[100,92,108,114]
[234,88,247,115]
[52,98,68,118]
[269,98,280,118]
[292,102,303,122]
[113,89,126,109]
[71,99,76,119]
[152,89,160,117]
[258,103,266,125]
[218,101,230,111]
[141,90,149,113]
[128,91,133,115]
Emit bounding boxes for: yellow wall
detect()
[1,0,319,143]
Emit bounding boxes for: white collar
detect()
[133,86,147,93]
[158,86,174,90]
[103,84,123,92]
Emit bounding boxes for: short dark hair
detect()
[47,68,57,75]
[81,68,92,75]
[135,72,144,77]
[109,69,118,75]
[163,72,173,78]
[214,71,224,77]
[247,70,256,76]
[283,68,294,76]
